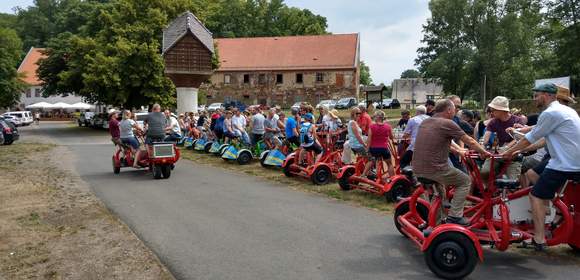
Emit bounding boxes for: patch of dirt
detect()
[0,143,175,280]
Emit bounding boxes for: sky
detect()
[1,0,432,84]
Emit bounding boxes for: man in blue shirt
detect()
[503,83,580,251]
[285,108,300,146]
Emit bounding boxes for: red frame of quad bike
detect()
[394,152,579,279]
[112,136,180,177]
[336,138,412,202]
[282,129,345,185]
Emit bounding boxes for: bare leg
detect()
[362,159,372,177]
[530,193,547,244]
[386,160,395,178]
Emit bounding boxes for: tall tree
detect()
[359,61,373,86]
[0,27,24,108]
[400,69,421,78]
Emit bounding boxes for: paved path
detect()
[19,123,580,280]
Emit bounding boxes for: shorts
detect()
[532,156,550,175]
[145,136,164,144]
[121,137,140,149]
[351,146,368,156]
[369,147,391,159]
[532,168,580,199]
[303,143,323,154]
[287,136,300,146]
[224,131,236,139]
[252,133,263,144]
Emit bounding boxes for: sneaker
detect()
[445,216,470,226]
[518,239,546,252]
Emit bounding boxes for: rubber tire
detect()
[112,158,120,174]
[219,145,229,156]
[311,165,332,185]
[425,232,478,280]
[260,151,269,167]
[569,244,580,252]
[161,165,171,179]
[394,200,429,237]
[204,142,212,153]
[152,164,163,179]
[283,158,295,177]
[237,151,252,165]
[384,180,412,202]
[4,140,13,145]
[338,168,355,191]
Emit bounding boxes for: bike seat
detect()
[495,179,520,190]
[401,166,414,178]
[417,177,437,185]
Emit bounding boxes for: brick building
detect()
[203,33,360,107]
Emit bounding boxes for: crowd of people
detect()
[107,84,580,251]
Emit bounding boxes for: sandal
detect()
[518,239,546,251]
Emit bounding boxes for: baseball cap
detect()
[304,113,314,120]
[532,83,558,94]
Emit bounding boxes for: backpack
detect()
[300,123,313,145]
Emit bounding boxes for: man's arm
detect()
[521,138,546,153]
[461,134,491,157]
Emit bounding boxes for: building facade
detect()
[392,78,443,109]
[203,34,360,107]
[16,47,83,109]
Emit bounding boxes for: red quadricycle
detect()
[281,129,345,185]
[394,151,580,279]
[112,136,180,179]
[336,139,413,202]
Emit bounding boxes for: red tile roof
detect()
[215,34,359,71]
[17,47,46,86]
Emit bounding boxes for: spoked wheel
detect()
[425,232,478,280]
[385,180,412,202]
[161,165,171,179]
[283,158,295,177]
[311,165,331,185]
[394,201,429,237]
[152,164,163,179]
[338,168,355,191]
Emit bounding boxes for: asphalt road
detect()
[19,123,580,280]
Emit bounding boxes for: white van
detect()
[2,111,34,126]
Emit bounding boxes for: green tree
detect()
[359,61,373,86]
[0,13,17,29]
[400,69,421,78]
[0,27,24,108]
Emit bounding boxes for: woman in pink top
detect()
[364,110,395,179]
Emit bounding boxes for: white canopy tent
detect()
[25,102,54,109]
[50,102,75,109]
[69,102,95,110]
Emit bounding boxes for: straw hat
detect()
[556,85,577,104]
[488,96,510,112]
[329,109,339,119]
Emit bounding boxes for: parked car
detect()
[379,98,401,109]
[197,104,206,111]
[223,100,247,112]
[1,115,18,126]
[0,118,19,145]
[207,103,224,111]
[78,112,95,127]
[134,112,149,127]
[335,97,357,109]
[90,113,107,128]
[316,99,336,110]
[358,100,379,109]
[2,111,33,126]
[290,102,302,111]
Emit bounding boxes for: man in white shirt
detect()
[164,110,182,142]
[232,108,250,145]
[399,105,429,167]
[503,83,580,251]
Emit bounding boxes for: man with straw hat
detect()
[479,96,526,185]
[502,83,580,251]
[556,85,576,105]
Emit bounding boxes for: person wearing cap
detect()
[298,112,323,165]
[109,111,121,146]
[480,96,526,183]
[502,83,580,251]
[285,108,300,146]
